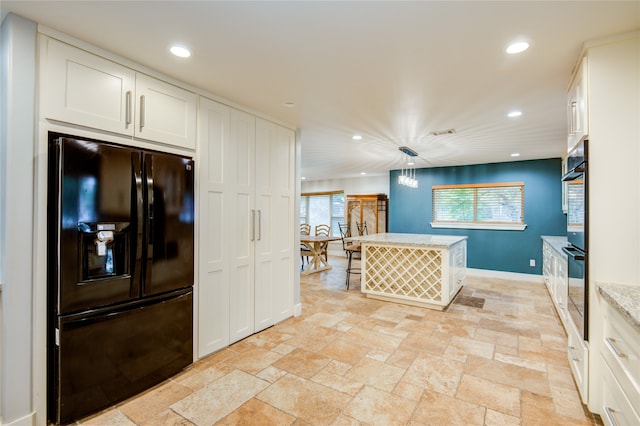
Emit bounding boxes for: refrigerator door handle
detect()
[132,153,144,283]
[145,154,154,252]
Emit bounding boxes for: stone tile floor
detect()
[79,256,603,425]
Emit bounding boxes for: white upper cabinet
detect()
[567,57,589,153]
[43,37,197,149]
[44,37,135,136]
[134,74,197,149]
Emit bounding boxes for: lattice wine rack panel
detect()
[362,245,444,303]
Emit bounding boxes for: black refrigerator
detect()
[47,133,194,424]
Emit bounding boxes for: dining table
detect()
[300,234,342,275]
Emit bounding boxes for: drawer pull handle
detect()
[568,346,580,362]
[605,337,627,358]
[604,406,619,426]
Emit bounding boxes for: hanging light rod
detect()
[398,146,418,157]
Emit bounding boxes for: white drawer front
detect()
[602,307,640,410]
[601,356,640,426]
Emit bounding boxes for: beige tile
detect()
[465,355,551,397]
[404,353,464,396]
[175,363,235,391]
[217,398,296,426]
[80,409,136,426]
[484,409,521,426]
[344,357,406,392]
[392,380,424,402]
[443,335,494,362]
[317,338,371,365]
[120,380,193,424]
[285,325,342,352]
[170,369,269,425]
[256,365,287,383]
[521,390,592,426]
[455,374,521,417]
[343,386,417,425]
[139,409,195,426]
[474,327,519,348]
[272,348,332,378]
[411,389,486,425]
[341,326,404,353]
[386,347,419,369]
[494,352,547,372]
[222,346,284,375]
[257,373,349,425]
[311,368,364,396]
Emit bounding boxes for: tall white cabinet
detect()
[197,99,295,357]
[572,32,640,413]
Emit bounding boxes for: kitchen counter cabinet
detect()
[542,236,569,328]
[597,283,640,426]
[348,233,467,311]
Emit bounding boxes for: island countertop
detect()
[348,232,467,248]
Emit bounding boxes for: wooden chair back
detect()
[315,224,330,237]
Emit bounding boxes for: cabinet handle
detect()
[139,95,145,130]
[604,406,619,426]
[605,337,627,358]
[257,210,262,241]
[126,91,132,125]
[250,210,255,241]
[568,346,580,362]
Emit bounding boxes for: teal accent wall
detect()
[389,159,566,274]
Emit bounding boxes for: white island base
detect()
[349,233,468,311]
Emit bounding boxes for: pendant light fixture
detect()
[398,146,419,188]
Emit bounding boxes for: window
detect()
[431,182,526,230]
[300,191,344,237]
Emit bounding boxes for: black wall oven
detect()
[562,140,588,341]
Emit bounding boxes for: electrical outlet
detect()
[530,259,535,267]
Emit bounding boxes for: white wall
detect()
[0,13,37,426]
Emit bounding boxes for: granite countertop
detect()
[348,233,467,248]
[598,283,640,333]
[541,235,568,256]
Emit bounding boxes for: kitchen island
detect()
[348,233,467,310]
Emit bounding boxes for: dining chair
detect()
[300,223,311,269]
[337,223,351,257]
[315,224,331,261]
[356,221,368,236]
[344,238,361,290]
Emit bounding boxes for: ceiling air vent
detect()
[430,128,456,136]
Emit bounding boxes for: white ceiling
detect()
[3,1,639,180]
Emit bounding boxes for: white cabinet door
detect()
[567,57,588,153]
[228,109,256,343]
[44,38,135,135]
[135,74,197,149]
[197,97,231,357]
[254,119,294,332]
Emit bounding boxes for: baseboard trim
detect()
[293,303,302,317]
[466,268,544,283]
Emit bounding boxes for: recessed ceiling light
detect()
[511,153,521,157]
[360,172,367,175]
[506,41,529,54]
[508,110,523,118]
[352,135,363,140]
[407,161,415,166]
[301,176,306,180]
[283,101,296,108]
[170,46,191,58]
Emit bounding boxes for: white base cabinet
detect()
[599,292,640,426]
[42,36,197,149]
[197,97,295,358]
[542,237,569,327]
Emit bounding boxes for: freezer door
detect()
[142,152,194,296]
[51,290,193,424]
[49,135,142,314]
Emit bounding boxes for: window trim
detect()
[300,190,345,237]
[430,181,527,231]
